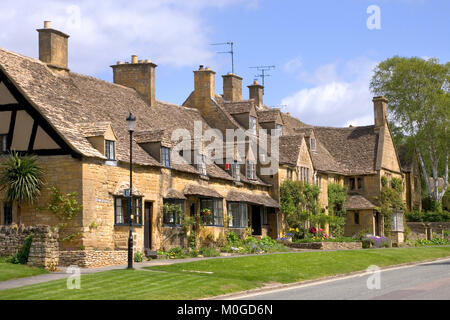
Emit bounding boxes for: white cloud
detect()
[281,57,378,127]
[0,0,246,75]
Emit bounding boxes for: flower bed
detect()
[362,236,391,248]
[283,241,362,250]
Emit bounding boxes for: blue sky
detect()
[0,0,448,126]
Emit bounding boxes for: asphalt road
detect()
[235,258,450,300]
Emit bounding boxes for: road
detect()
[234,258,450,300]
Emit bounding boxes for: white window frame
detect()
[249,116,257,135]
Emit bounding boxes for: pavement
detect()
[221,258,450,300]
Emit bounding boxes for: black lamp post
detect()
[126,112,136,269]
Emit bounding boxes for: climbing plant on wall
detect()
[378,176,405,237]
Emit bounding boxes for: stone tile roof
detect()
[184,183,223,198]
[257,109,283,124]
[279,135,304,166]
[226,189,280,208]
[397,145,413,172]
[77,122,112,138]
[345,194,376,210]
[222,100,253,114]
[164,188,186,200]
[0,47,256,184]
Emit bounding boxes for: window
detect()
[392,211,404,232]
[262,207,268,225]
[349,178,356,190]
[354,211,360,225]
[161,147,171,168]
[3,203,12,225]
[299,167,309,183]
[315,174,322,187]
[287,168,293,180]
[310,138,316,151]
[163,199,184,226]
[249,116,257,135]
[247,161,256,180]
[357,177,364,190]
[200,198,224,226]
[227,202,248,228]
[276,124,283,136]
[197,153,207,176]
[231,163,240,181]
[114,196,143,226]
[0,135,7,153]
[105,140,115,160]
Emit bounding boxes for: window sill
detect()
[114,224,143,228]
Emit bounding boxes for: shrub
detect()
[8,234,33,264]
[415,237,450,246]
[199,247,220,257]
[405,210,450,222]
[168,247,186,259]
[362,235,391,249]
[134,251,145,263]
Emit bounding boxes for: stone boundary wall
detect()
[59,250,128,268]
[284,241,363,250]
[406,222,450,241]
[0,225,59,270]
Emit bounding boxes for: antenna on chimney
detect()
[211,41,234,74]
[249,65,275,94]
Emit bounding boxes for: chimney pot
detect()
[44,21,51,29]
[199,65,204,70]
[145,59,151,63]
[131,55,138,64]
[117,61,122,65]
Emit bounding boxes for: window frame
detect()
[227,201,248,228]
[161,146,171,168]
[200,198,224,227]
[287,168,293,180]
[357,177,364,190]
[310,138,316,151]
[246,161,256,180]
[276,124,283,136]
[114,196,143,227]
[231,162,241,181]
[162,199,185,226]
[349,177,356,190]
[105,140,116,161]
[197,153,207,176]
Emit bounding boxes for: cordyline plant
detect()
[0,152,45,224]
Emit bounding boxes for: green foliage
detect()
[0,152,44,205]
[7,234,33,265]
[378,176,405,236]
[134,251,145,263]
[39,186,82,243]
[280,180,320,232]
[415,237,450,246]
[294,236,356,243]
[405,210,450,222]
[199,247,220,257]
[370,56,449,203]
[327,183,347,217]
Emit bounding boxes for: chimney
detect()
[111,55,157,107]
[248,80,264,108]
[37,21,70,74]
[373,96,388,128]
[222,73,242,102]
[193,65,216,114]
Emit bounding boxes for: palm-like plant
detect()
[0,152,44,224]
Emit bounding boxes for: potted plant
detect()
[201,208,211,216]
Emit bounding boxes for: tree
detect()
[0,152,44,224]
[370,56,449,205]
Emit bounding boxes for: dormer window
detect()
[231,163,240,181]
[310,138,316,151]
[197,153,207,176]
[105,140,116,160]
[249,116,257,135]
[247,161,256,180]
[0,135,7,154]
[161,147,171,168]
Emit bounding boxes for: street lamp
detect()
[126,112,136,269]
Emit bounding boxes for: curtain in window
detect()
[227,202,248,228]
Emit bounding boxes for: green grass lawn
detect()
[0,257,48,282]
[0,247,449,300]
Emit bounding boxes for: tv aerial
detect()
[249,65,275,93]
[211,41,235,74]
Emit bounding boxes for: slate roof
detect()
[345,194,376,210]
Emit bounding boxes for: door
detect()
[144,202,153,250]
[251,205,262,236]
[374,212,380,236]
